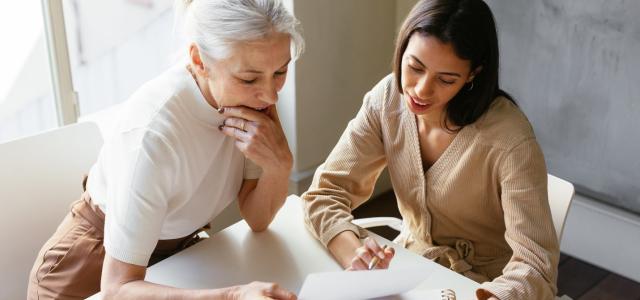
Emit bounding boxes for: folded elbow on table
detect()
[247,221,270,232]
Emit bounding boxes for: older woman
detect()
[302,0,559,299]
[28,0,303,299]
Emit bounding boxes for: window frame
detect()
[41,0,78,126]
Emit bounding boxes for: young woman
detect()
[302,0,559,299]
[28,0,303,299]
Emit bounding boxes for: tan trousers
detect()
[27,183,206,300]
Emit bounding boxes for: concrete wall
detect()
[486,0,640,215]
[486,0,640,279]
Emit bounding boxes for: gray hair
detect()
[175,0,304,62]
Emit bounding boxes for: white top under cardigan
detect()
[87,64,261,266]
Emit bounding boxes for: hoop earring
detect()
[468,81,474,91]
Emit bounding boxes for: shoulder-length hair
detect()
[393,0,515,130]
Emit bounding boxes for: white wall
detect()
[561,194,640,282]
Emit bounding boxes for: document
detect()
[298,268,432,300]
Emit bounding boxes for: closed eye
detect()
[439,78,455,85]
[409,65,423,73]
[239,77,257,84]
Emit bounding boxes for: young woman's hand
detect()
[230,281,297,300]
[219,105,293,175]
[346,237,395,271]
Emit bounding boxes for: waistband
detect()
[76,176,206,253]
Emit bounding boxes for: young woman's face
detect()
[401,34,476,119]
[205,32,292,111]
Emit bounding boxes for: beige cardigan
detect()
[302,74,559,299]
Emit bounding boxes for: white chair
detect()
[353,173,576,244]
[546,174,575,242]
[0,122,103,300]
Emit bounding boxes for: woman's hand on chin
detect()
[219,105,293,176]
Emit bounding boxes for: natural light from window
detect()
[0,1,56,143]
[0,2,45,103]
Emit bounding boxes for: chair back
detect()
[0,122,103,300]
[547,174,575,243]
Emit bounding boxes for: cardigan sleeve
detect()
[302,88,388,247]
[479,138,560,299]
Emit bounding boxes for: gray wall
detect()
[294,0,397,172]
[486,0,640,214]
[286,0,402,194]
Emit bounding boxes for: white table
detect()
[90,195,480,299]
[144,195,480,298]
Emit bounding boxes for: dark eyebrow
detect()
[240,58,292,74]
[409,55,461,78]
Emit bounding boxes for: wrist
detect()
[264,151,293,174]
[261,164,292,180]
[327,231,361,268]
[223,285,239,300]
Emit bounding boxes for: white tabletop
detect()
[145,195,480,298]
[89,195,479,299]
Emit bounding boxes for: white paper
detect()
[298,268,432,300]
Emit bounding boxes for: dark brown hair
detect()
[393,0,515,129]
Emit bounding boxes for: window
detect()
[62,0,180,116]
[0,1,57,142]
[0,0,295,143]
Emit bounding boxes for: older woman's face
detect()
[401,34,475,119]
[206,32,292,111]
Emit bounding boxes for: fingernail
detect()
[378,252,385,259]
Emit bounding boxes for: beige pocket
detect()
[36,220,93,282]
[37,219,105,298]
